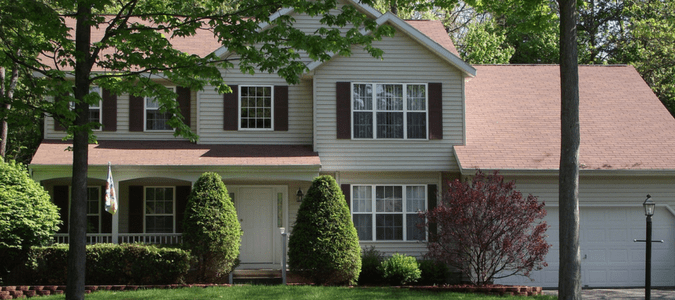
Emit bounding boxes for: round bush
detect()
[288,175,361,285]
[182,172,241,282]
[379,253,421,285]
[0,158,60,249]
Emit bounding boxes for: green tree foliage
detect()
[379,253,421,285]
[182,172,241,283]
[457,19,515,64]
[0,158,60,249]
[288,175,361,285]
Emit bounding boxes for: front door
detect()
[237,187,274,264]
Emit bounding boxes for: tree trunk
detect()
[558,0,581,298]
[66,4,92,300]
[0,59,19,159]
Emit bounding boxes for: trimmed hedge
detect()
[5,244,190,285]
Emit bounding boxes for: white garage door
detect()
[496,206,675,288]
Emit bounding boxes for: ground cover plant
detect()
[34,285,557,300]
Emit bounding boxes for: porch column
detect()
[112,180,120,244]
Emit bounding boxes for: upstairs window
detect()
[89,86,102,130]
[145,87,174,131]
[239,85,273,130]
[352,83,427,139]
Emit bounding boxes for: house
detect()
[29,0,675,288]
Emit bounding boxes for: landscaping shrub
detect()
[182,172,241,283]
[5,243,190,285]
[288,175,361,285]
[416,259,449,286]
[379,254,421,286]
[358,246,384,286]
[424,170,550,285]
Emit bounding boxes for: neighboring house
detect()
[29,0,675,288]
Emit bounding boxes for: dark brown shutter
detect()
[175,186,191,233]
[336,82,351,139]
[428,82,443,140]
[102,88,117,131]
[340,184,351,211]
[128,185,144,233]
[53,186,69,234]
[274,85,289,131]
[129,94,144,132]
[177,87,191,128]
[223,85,238,130]
[101,185,112,233]
[427,184,438,237]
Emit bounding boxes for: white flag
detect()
[105,162,118,215]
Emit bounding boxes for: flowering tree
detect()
[424,170,550,285]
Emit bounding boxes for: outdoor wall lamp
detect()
[296,188,304,202]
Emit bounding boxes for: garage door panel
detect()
[607,249,628,263]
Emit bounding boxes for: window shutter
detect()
[129,95,144,132]
[427,184,438,237]
[53,186,69,234]
[100,88,118,132]
[175,186,191,233]
[101,185,112,233]
[274,85,289,131]
[177,87,191,128]
[428,83,443,140]
[340,184,351,210]
[223,85,238,130]
[336,82,351,139]
[128,185,144,233]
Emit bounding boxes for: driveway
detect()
[543,288,675,299]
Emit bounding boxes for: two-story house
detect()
[29,0,675,288]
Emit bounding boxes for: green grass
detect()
[37,285,557,300]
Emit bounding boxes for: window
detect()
[145,87,174,131]
[239,85,273,130]
[89,86,103,130]
[351,185,426,241]
[86,187,101,233]
[352,83,427,139]
[145,187,174,233]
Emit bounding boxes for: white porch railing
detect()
[53,233,183,245]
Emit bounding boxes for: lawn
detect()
[37,285,557,300]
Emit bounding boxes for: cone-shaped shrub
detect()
[288,175,361,285]
[182,172,241,282]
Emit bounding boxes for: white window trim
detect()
[143,86,176,132]
[237,85,274,131]
[143,186,176,234]
[351,184,427,242]
[350,82,429,140]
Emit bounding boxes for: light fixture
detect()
[296,187,304,202]
[643,194,655,217]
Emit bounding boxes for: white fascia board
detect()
[344,0,383,18]
[213,7,296,58]
[307,12,476,78]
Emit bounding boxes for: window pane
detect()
[146,110,172,130]
[352,186,372,212]
[353,112,373,138]
[353,84,372,110]
[146,216,173,233]
[376,84,403,110]
[376,112,403,138]
[406,214,425,241]
[376,186,402,212]
[406,186,426,212]
[87,216,100,233]
[164,188,174,200]
[407,112,427,139]
[353,214,373,240]
[376,214,402,240]
[407,84,426,110]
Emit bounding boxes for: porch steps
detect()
[231,269,282,285]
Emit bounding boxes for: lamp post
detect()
[643,194,655,300]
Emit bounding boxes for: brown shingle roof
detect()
[405,20,459,57]
[454,65,675,171]
[31,140,321,167]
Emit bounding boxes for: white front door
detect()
[237,187,274,264]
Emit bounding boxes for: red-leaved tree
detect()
[424,170,550,285]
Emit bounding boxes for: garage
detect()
[496,206,675,288]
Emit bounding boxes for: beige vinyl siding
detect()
[313,30,465,172]
[44,90,198,141]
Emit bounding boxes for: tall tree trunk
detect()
[0,59,19,159]
[66,4,92,300]
[1,66,6,158]
[558,0,581,298]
